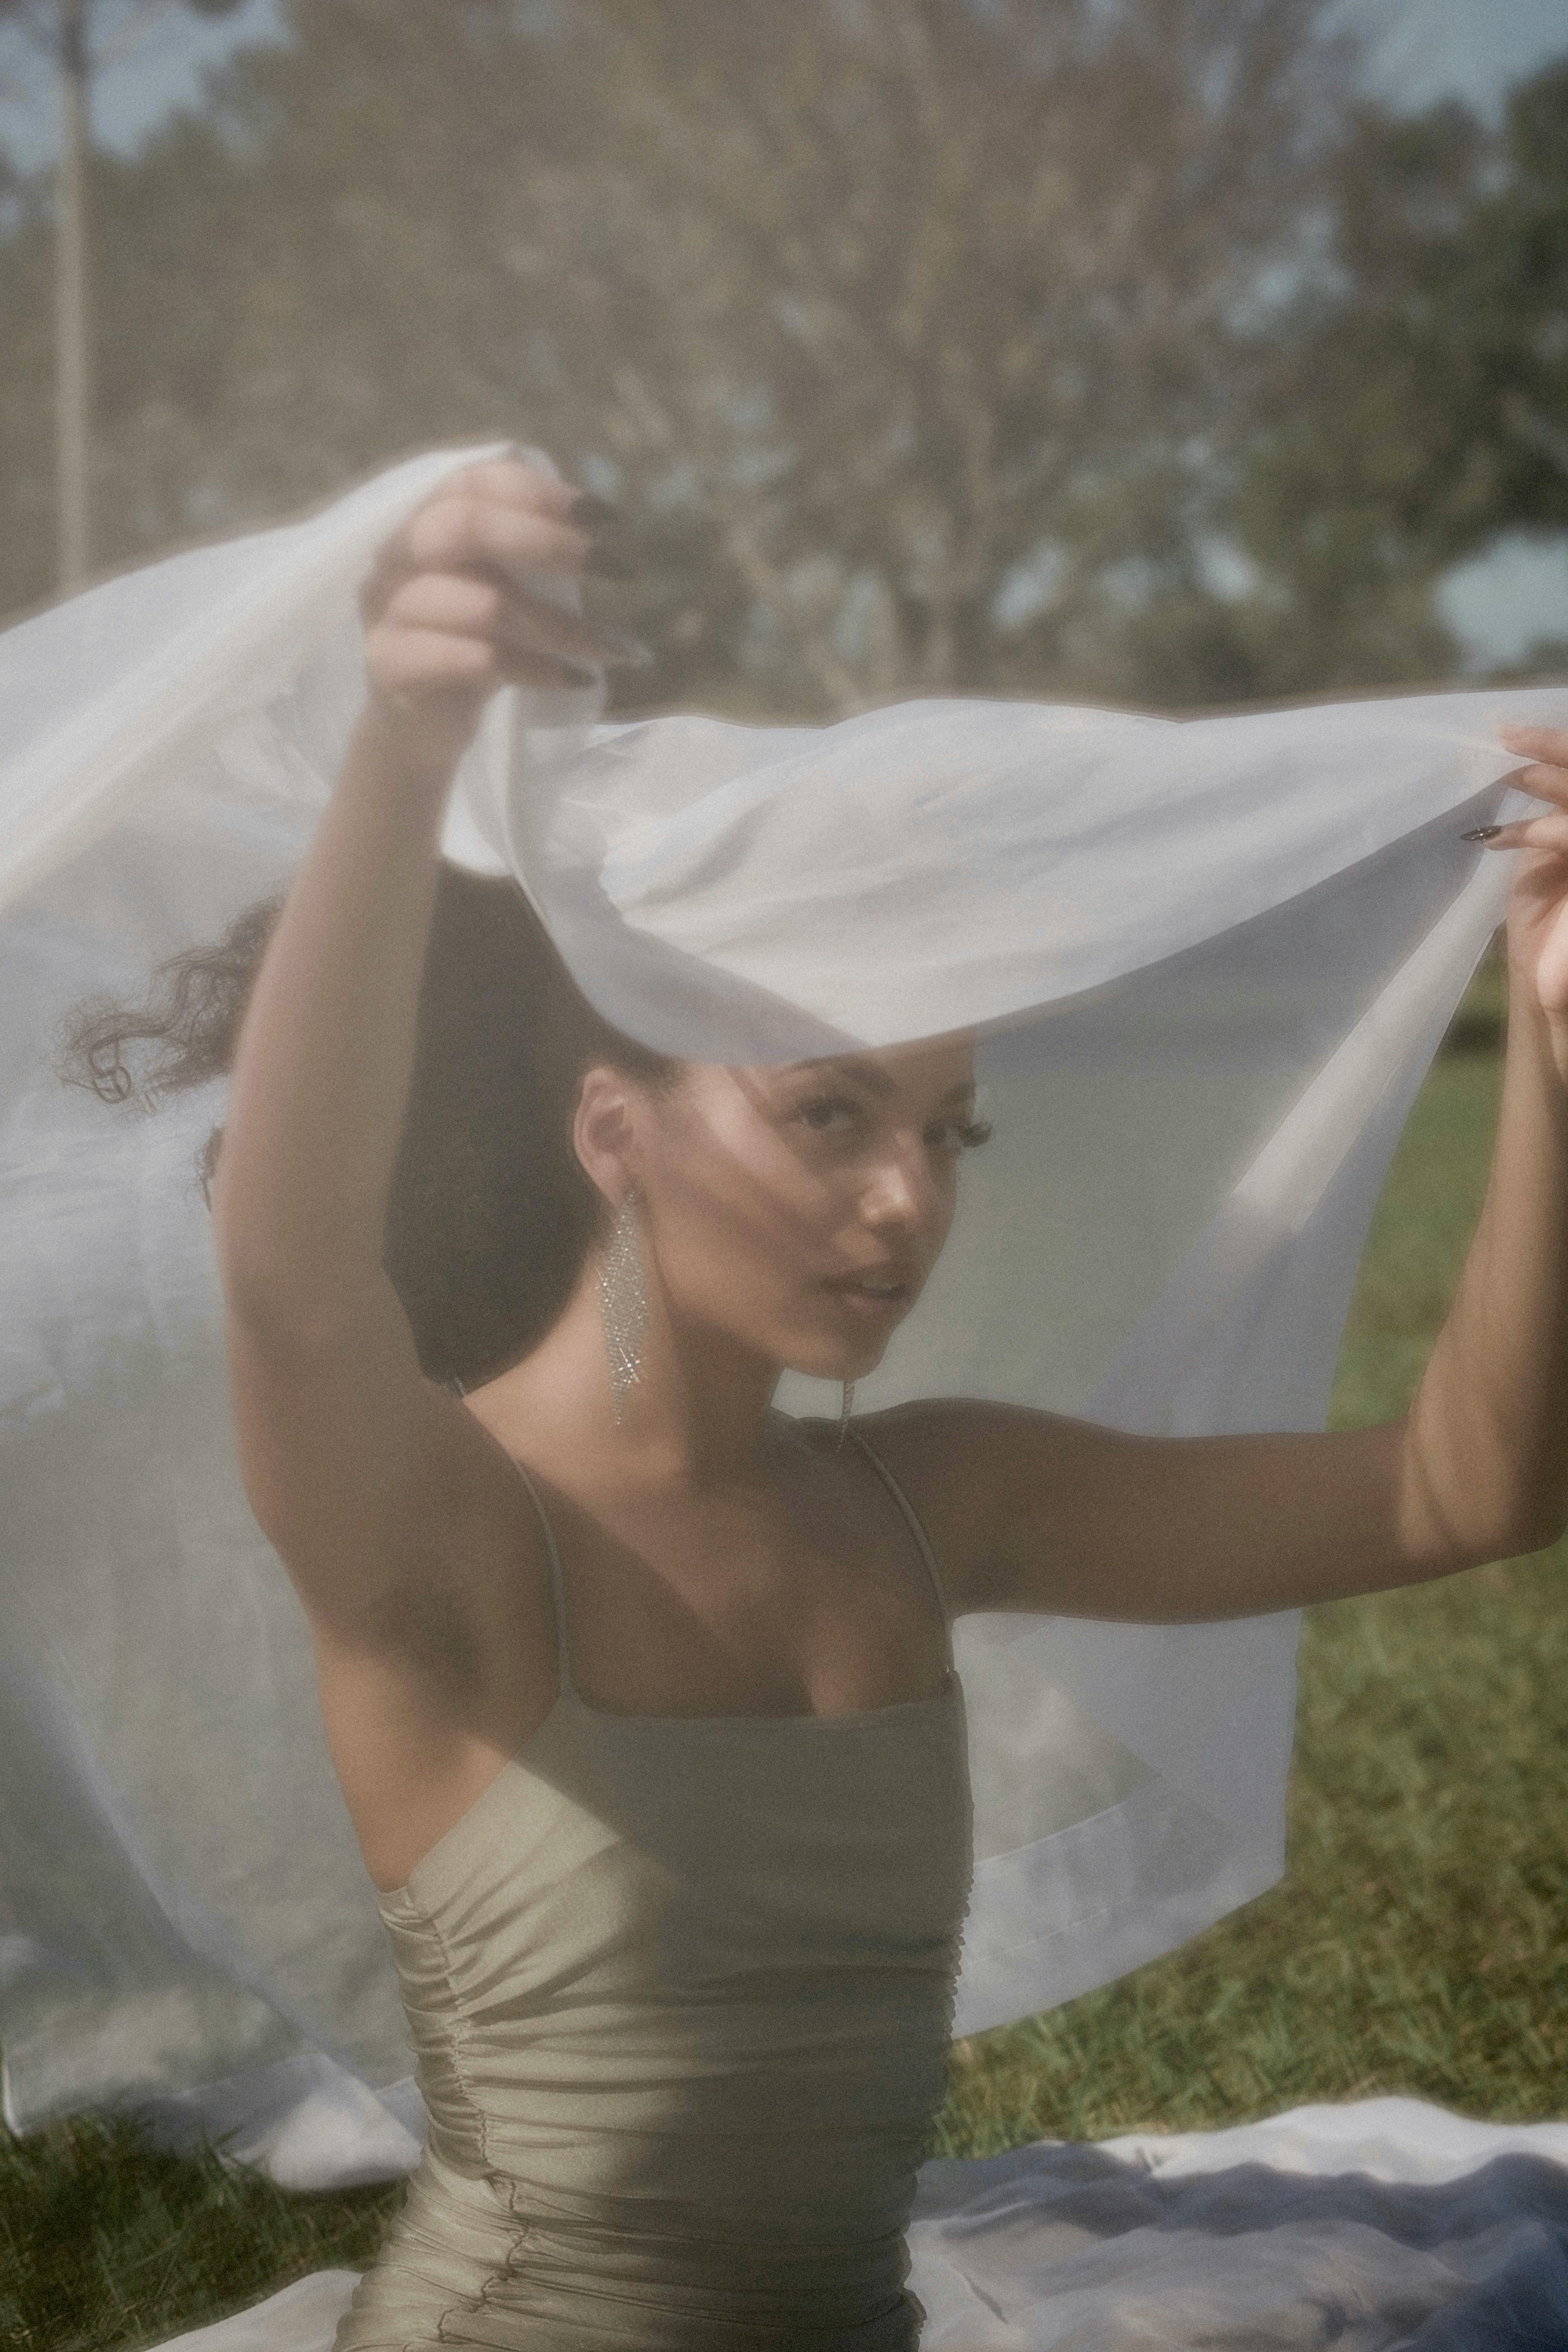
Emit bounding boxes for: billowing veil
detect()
[2,445,1562,2189]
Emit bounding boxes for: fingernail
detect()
[594,629,655,668]
[585,542,641,581]
[1461,824,1504,842]
[570,491,621,528]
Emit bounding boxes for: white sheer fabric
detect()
[2,444,1563,2182]
[151,2102,1568,2351]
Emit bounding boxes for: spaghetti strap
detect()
[509,1459,575,1696]
[848,1430,954,1634]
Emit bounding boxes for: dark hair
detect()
[58,867,679,1391]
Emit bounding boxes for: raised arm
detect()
[868,723,1568,1622]
[212,457,611,1636]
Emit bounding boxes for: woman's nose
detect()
[862,1140,943,1231]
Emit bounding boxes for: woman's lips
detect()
[823,1272,912,1321]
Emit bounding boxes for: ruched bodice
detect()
[333,1439,973,2350]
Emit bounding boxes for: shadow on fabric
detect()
[908,2144,1568,2349]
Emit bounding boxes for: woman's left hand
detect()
[1485,724,1568,1024]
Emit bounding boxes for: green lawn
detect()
[5,958,1566,2350]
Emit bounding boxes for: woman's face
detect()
[630,1036,985,1381]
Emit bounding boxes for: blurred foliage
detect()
[0,2,1564,713]
[1225,63,1568,696]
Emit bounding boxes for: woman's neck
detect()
[468,1258,784,1493]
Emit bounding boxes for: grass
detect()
[0,2126,396,2352]
[5,953,1566,2347]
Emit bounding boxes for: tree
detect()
[0,0,244,588]
[512,0,1361,710]
[138,0,1361,712]
[15,0,1545,713]
[1223,58,1568,695]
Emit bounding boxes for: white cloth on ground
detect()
[1,443,1564,2183]
[147,2101,1568,2350]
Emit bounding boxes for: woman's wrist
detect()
[1502,970,1568,1095]
[352,690,474,803]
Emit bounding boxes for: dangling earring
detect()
[600,1191,648,1424]
[837,1378,856,1451]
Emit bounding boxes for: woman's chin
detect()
[778,1335,892,1386]
[755,1293,913,1386]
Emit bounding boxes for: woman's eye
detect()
[796,1094,860,1133]
[928,1116,993,1155]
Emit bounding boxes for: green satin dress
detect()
[333,1436,973,2350]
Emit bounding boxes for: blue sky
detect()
[3,0,1566,663]
[1350,0,1568,116]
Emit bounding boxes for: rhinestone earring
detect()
[600,1192,648,1424]
[837,1378,856,1451]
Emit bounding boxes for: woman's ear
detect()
[573,1066,642,1210]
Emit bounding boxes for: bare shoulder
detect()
[843,1398,1138,1613]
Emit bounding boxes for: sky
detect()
[2,0,1566,664]
[1349,0,1568,116]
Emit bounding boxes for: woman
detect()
[157,445,1568,2349]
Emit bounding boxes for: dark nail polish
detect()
[570,491,621,528]
[1461,825,1503,842]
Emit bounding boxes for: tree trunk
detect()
[55,0,91,590]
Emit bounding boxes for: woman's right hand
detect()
[357,454,631,778]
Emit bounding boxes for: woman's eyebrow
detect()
[777,1058,975,1109]
[778,1055,898,1098]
